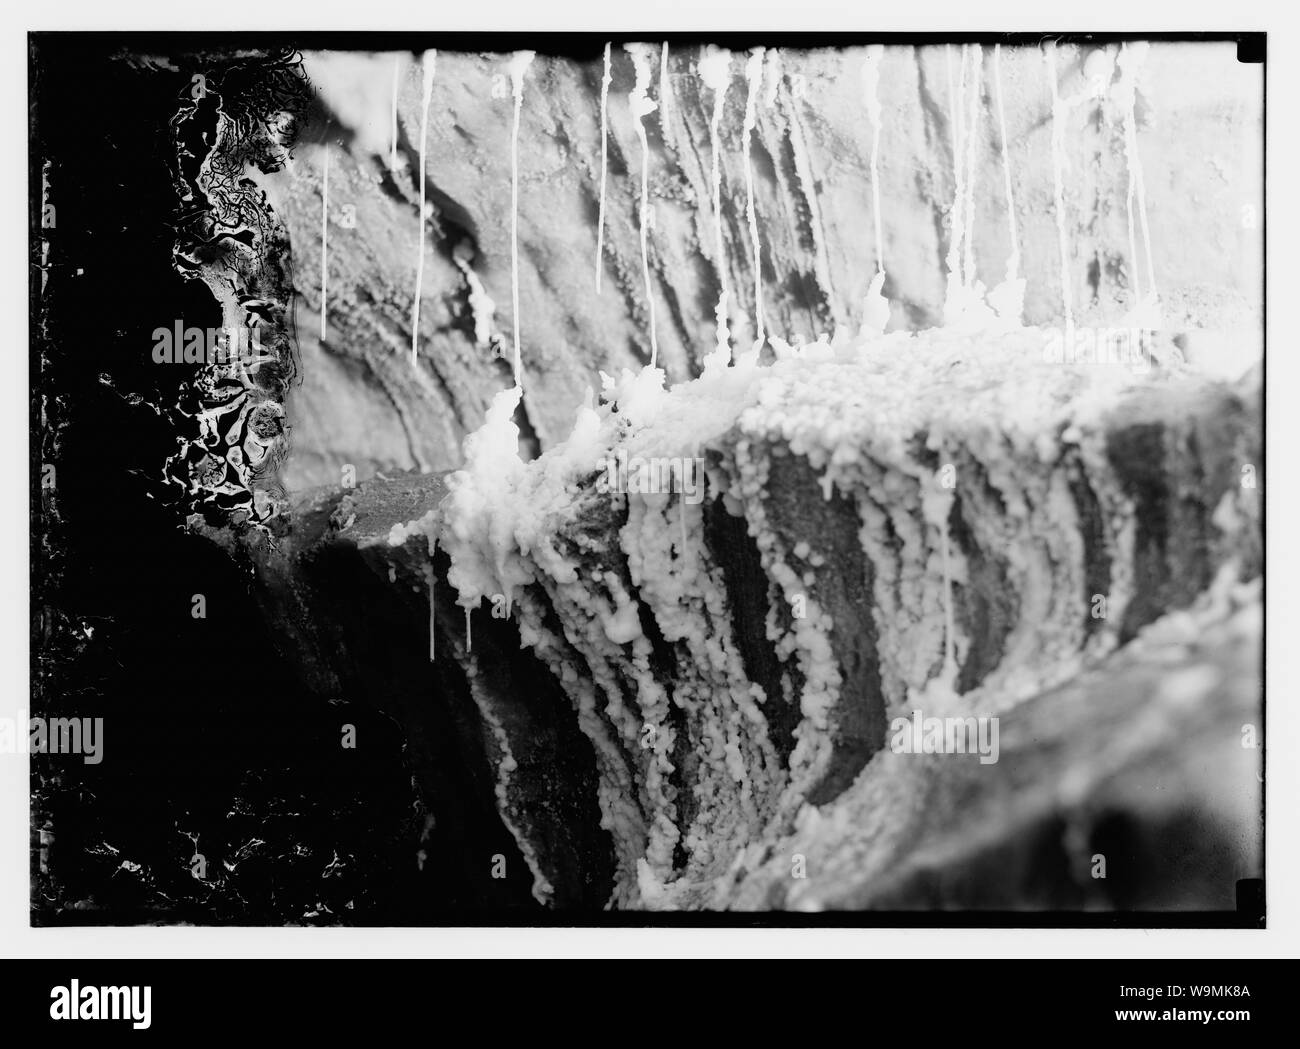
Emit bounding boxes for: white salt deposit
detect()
[659,42,672,135]
[378,41,1242,910]
[699,47,732,343]
[410,50,437,366]
[988,43,1025,324]
[508,50,536,387]
[742,48,766,347]
[860,45,890,334]
[960,45,982,300]
[627,43,660,366]
[452,242,496,348]
[596,43,612,293]
[763,49,782,109]
[945,46,967,292]
[423,312,1176,905]
[1045,44,1074,331]
[421,558,437,663]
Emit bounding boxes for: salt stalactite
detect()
[860,45,889,335]
[423,559,437,663]
[945,45,966,287]
[987,43,1026,324]
[863,47,885,275]
[659,42,672,136]
[410,50,437,366]
[508,50,536,388]
[1117,42,1161,329]
[626,44,660,367]
[596,43,612,293]
[390,55,400,172]
[710,290,732,363]
[742,47,766,347]
[960,44,983,299]
[942,46,969,322]
[942,45,996,328]
[465,605,473,653]
[698,47,732,359]
[763,48,782,109]
[319,142,329,342]
[453,242,496,347]
[1045,43,1074,333]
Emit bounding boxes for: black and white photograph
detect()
[23,26,1267,927]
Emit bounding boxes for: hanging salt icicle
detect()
[700,292,732,377]
[960,44,983,298]
[508,50,536,388]
[390,55,401,173]
[626,43,660,367]
[763,49,781,109]
[423,557,437,663]
[945,46,965,286]
[863,47,885,274]
[319,143,329,342]
[659,42,672,136]
[465,605,472,654]
[942,46,994,327]
[596,43,612,293]
[410,50,437,366]
[698,47,732,361]
[1044,43,1074,333]
[987,43,1025,324]
[860,45,889,336]
[1117,42,1162,329]
[940,506,956,680]
[742,48,765,347]
[942,46,969,322]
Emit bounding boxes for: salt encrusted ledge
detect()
[395,326,1261,909]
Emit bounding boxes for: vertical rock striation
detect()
[426,331,1260,908]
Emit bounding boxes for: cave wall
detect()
[251,42,1262,492]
